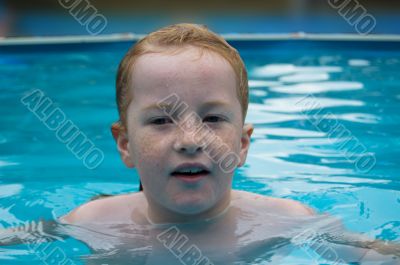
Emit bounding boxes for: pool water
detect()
[0,40,400,264]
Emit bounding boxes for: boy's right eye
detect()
[149,117,173,125]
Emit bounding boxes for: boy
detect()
[51,23,399,264]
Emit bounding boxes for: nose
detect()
[173,129,202,155]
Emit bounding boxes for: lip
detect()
[170,162,210,183]
[174,173,209,183]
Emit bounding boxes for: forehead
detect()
[129,46,238,108]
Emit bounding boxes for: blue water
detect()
[0,40,400,264]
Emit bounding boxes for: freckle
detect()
[135,137,151,154]
[141,139,155,154]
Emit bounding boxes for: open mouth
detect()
[170,164,210,182]
[171,169,210,177]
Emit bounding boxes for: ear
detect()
[111,122,135,168]
[237,123,253,168]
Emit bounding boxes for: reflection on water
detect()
[246,56,400,256]
[260,96,364,113]
[2,205,396,265]
[0,47,399,264]
[270,81,363,94]
[252,64,342,78]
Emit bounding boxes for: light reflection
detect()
[279,73,329,83]
[246,104,305,124]
[0,160,19,167]
[249,89,268,97]
[0,184,23,199]
[252,64,342,78]
[249,80,281,87]
[348,59,371,67]
[337,113,379,124]
[262,97,364,113]
[270,81,363,94]
[252,128,325,138]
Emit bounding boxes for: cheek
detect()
[129,131,170,168]
[215,126,241,151]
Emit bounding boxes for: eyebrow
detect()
[140,100,231,113]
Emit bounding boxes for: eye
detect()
[203,115,225,123]
[150,117,173,125]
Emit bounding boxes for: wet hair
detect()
[115,23,248,130]
[114,23,249,192]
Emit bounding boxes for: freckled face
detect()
[125,46,245,215]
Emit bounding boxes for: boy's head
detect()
[114,23,249,131]
[112,23,253,221]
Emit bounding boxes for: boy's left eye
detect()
[203,115,225,123]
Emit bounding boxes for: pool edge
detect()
[1,33,400,46]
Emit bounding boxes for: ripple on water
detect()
[252,64,342,78]
[249,80,282,87]
[279,73,330,83]
[0,184,23,199]
[269,81,364,94]
[336,113,379,124]
[348,59,371,67]
[246,104,305,124]
[249,89,268,97]
[252,127,326,138]
[262,97,364,113]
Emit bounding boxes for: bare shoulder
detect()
[232,190,315,216]
[60,192,146,224]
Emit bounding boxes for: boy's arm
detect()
[300,212,400,263]
[0,219,65,246]
[260,199,399,263]
[323,230,400,263]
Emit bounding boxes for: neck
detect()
[145,190,231,225]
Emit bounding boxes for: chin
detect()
[171,193,213,215]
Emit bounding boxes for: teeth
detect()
[176,168,203,174]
